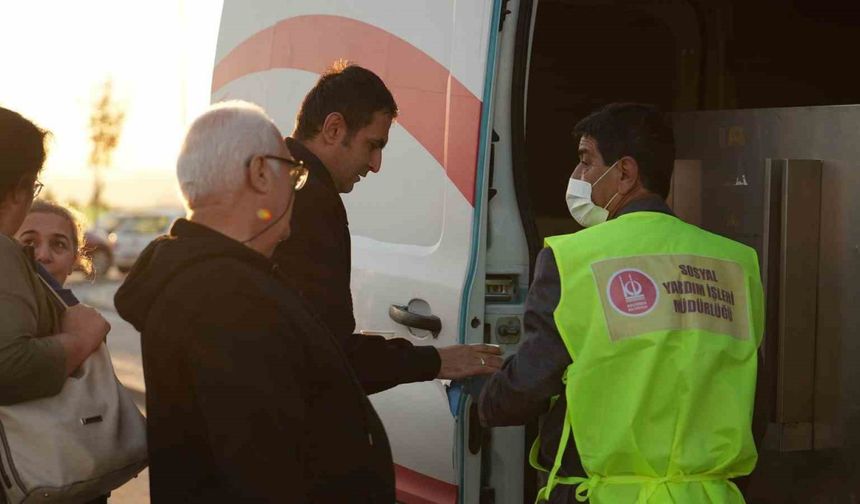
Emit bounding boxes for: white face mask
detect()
[565,161,620,227]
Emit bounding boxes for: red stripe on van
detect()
[394,464,458,504]
[212,15,482,206]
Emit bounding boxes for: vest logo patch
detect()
[607,269,659,316]
[591,254,751,342]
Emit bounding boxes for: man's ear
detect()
[9,188,28,205]
[8,180,34,206]
[246,156,275,194]
[320,112,347,145]
[618,156,641,195]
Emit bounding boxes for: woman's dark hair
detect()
[0,107,50,201]
[573,103,675,198]
[293,60,398,141]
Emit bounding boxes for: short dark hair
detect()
[0,107,49,201]
[573,103,675,198]
[293,60,398,141]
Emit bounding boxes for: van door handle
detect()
[388,304,442,338]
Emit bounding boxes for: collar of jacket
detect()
[616,194,675,218]
[170,218,278,272]
[285,137,338,192]
[284,136,348,225]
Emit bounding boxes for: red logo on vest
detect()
[607,269,659,316]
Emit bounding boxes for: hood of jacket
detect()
[114,218,273,332]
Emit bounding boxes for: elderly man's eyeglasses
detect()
[32,180,44,199]
[246,155,309,191]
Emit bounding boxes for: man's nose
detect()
[369,151,382,173]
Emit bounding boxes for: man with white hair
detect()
[115,101,396,503]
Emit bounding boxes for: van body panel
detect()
[215,1,500,500]
[216,0,490,98]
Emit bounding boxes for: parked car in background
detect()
[110,209,184,273]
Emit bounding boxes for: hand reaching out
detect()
[436,344,504,379]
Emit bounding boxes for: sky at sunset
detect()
[0,0,224,209]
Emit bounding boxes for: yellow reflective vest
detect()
[534,211,764,503]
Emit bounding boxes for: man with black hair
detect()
[274,61,503,394]
[479,103,765,503]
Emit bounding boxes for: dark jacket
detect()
[115,219,395,504]
[272,137,440,394]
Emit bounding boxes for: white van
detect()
[214,1,860,502]
[215,3,530,502]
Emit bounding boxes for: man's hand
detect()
[437,344,504,379]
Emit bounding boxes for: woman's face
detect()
[16,212,77,286]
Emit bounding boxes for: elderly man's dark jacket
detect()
[272,137,440,394]
[115,219,394,503]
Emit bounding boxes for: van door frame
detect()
[509,0,541,501]
[511,0,542,281]
[458,2,508,502]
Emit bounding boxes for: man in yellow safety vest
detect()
[479,103,765,503]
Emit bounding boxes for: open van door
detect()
[213,2,504,502]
